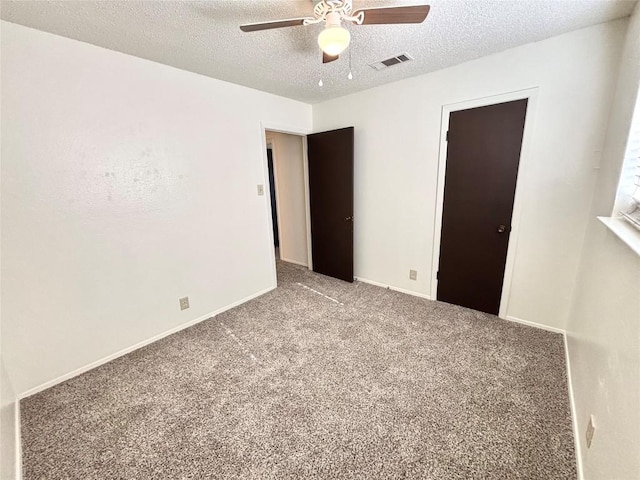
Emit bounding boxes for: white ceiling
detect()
[1,0,636,104]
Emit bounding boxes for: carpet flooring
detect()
[21,261,576,479]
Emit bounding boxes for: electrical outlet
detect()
[586,415,596,448]
[179,296,190,311]
[409,269,417,280]
[257,184,265,196]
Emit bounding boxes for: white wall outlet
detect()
[409,269,418,280]
[257,184,265,196]
[179,296,190,311]
[586,415,596,448]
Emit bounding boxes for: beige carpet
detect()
[21,261,576,479]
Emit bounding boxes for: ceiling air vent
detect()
[369,53,414,71]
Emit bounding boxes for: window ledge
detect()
[598,216,640,256]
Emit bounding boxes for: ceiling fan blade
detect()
[240,18,308,32]
[353,5,430,25]
[323,52,339,64]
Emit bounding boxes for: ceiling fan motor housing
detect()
[313,0,353,20]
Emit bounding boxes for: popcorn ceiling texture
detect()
[1,0,634,103]
[21,261,576,479]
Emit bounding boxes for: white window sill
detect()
[598,216,640,256]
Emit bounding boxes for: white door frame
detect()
[430,88,539,319]
[260,122,313,286]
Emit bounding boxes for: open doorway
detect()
[262,125,355,285]
[265,130,310,267]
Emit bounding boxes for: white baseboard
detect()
[279,257,308,268]
[18,286,275,399]
[355,277,431,300]
[564,332,584,480]
[502,315,565,334]
[15,399,22,480]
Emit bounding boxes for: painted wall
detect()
[0,59,17,476]
[0,21,312,395]
[265,131,309,267]
[566,3,640,479]
[0,360,17,480]
[313,20,626,330]
[1,148,18,479]
[567,225,639,479]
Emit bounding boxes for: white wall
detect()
[567,226,639,479]
[0,54,18,475]
[0,136,18,478]
[566,4,640,479]
[0,21,312,396]
[265,131,309,267]
[0,360,17,480]
[313,19,627,330]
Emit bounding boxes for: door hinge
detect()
[436,271,439,280]
[446,131,449,142]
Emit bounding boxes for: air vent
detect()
[369,53,414,71]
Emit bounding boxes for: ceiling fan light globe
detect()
[318,25,350,56]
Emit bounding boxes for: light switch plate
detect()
[409,269,417,280]
[257,184,265,196]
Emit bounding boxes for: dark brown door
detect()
[437,99,528,315]
[307,127,354,282]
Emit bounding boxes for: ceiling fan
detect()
[240,0,430,64]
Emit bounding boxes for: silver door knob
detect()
[344,216,353,222]
[497,224,507,233]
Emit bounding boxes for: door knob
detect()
[497,224,507,233]
[344,216,353,222]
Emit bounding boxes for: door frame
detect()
[430,88,539,319]
[260,122,313,286]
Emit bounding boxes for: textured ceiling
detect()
[1,0,636,103]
